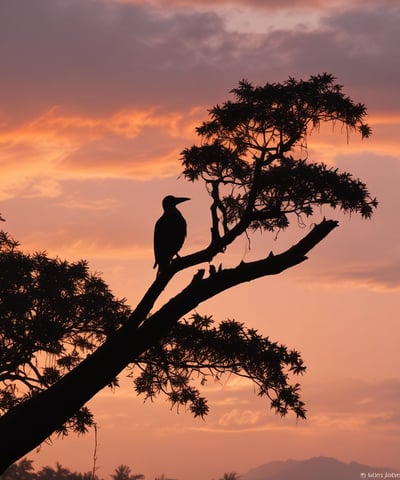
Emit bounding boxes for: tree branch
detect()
[144,219,338,336]
[0,220,338,472]
[0,218,337,473]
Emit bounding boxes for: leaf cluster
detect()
[111,464,144,480]
[182,73,376,239]
[0,231,130,433]
[133,313,306,419]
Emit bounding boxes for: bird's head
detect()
[162,195,190,210]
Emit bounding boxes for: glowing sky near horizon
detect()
[1,0,400,479]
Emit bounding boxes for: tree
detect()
[0,231,129,434]
[219,473,240,480]
[111,465,144,480]
[0,74,376,473]
[1,458,37,480]
[1,460,97,480]
[36,463,83,480]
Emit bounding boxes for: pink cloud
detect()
[1,0,399,123]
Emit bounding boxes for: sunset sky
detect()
[1,0,400,479]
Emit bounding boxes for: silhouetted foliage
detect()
[0,231,130,434]
[110,465,144,480]
[1,458,37,480]
[34,463,94,480]
[0,74,377,472]
[219,473,240,480]
[1,459,97,480]
[182,74,376,241]
[134,314,306,418]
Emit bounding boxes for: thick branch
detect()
[145,219,338,335]
[0,219,337,473]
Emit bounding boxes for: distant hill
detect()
[243,456,394,480]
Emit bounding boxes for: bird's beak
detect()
[174,197,190,205]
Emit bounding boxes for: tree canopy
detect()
[181,74,374,240]
[0,73,376,473]
[0,232,129,433]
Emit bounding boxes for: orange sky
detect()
[1,0,400,479]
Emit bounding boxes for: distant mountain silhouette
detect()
[243,456,395,480]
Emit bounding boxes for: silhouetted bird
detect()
[153,195,190,274]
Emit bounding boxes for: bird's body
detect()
[153,195,190,274]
